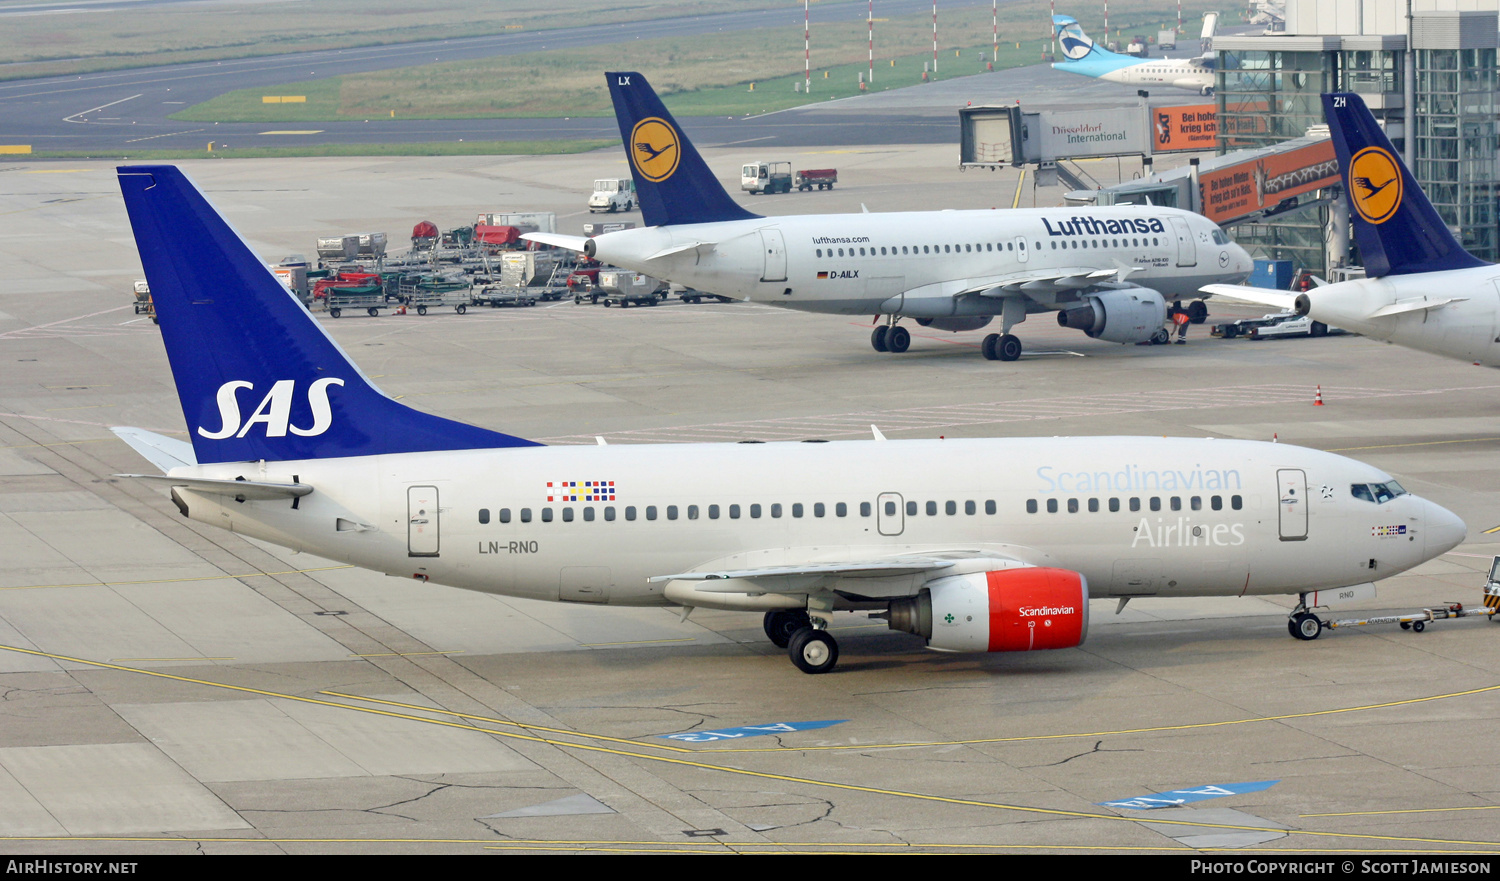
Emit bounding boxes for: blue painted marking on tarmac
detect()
[660,720,847,742]
[1100,780,1279,810]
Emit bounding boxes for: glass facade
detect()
[1217,50,1336,151]
[1413,47,1499,259]
[1216,42,1500,266]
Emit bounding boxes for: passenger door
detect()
[1277,469,1307,541]
[760,229,787,282]
[408,485,440,557]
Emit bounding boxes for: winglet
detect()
[605,71,759,227]
[1322,93,1487,277]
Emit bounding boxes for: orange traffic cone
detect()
[1314,385,1324,406]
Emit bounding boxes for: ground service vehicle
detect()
[589,179,636,213]
[742,161,792,194]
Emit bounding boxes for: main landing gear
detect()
[764,609,839,673]
[980,333,1022,361]
[870,324,910,354]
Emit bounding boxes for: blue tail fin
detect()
[117,166,539,465]
[1322,93,1487,277]
[1054,15,1099,61]
[605,71,759,227]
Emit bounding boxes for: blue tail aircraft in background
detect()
[1202,92,1500,367]
[1052,14,1217,96]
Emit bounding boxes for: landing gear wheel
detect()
[886,325,911,353]
[1187,300,1208,324]
[981,333,1000,361]
[1290,612,1323,640]
[763,609,812,648]
[788,628,839,674]
[997,333,1022,361]
[871,325,890,352]
[1151,328,1171,345]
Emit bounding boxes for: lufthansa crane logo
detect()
[1348,147,1402,224]
[630,117,680,183]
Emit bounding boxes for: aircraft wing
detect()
[908,266,1139,301]
[1199,283,1299,311]
[650,549,1041,599]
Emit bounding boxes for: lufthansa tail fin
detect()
[605,71,759,227]
[1322,93,1487,277]
[117,166,539,465]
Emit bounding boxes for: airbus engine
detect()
[914,316,993,333]
[1055,288,1167,344]
[885,567,1089,652]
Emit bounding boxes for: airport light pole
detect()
[868,0,874,84]
[932,1,938,73]
[805,0,811,96]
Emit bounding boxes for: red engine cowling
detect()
[886,568,1089,653]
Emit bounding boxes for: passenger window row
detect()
[1024,495,1244,514]
[478,497,1008,524]
[813,237,1162,259]
[818,242,1024,258]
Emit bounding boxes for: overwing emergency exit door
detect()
[408,485,440,557]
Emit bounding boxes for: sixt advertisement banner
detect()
[1153,104,1218,153]
[1199,138,1339,224]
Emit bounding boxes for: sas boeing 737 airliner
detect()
[523,72,1252,361]
[111,166,1463,673]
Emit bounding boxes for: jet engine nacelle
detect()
[915,316,994,333]
[886,567,1089,652]
[1056,288,1167,344]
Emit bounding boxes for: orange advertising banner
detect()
[1198,138,1340,224]
[1153,104,1217,153]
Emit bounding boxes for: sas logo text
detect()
[198,378,344,439]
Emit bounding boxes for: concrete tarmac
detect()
[1,148,1499,855]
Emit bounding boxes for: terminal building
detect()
[1214,0,1500,269]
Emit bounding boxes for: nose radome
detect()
[1425,499,1467,557]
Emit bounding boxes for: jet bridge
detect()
[1081,133,1340,229]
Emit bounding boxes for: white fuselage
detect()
[1305,268,1500,367]
[171,436,1460,610]
[586,206,1252,319]
[1100,61,1214,94]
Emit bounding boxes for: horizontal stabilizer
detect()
[1366,297,1469,319]
[521,232,589,252]
[1199,284,1298,311]
[112,427,196,472]
[117,473,312,500]
[645,240,717,261]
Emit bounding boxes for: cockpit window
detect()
[1352,482,1407,503]
[1211,229,1230,245]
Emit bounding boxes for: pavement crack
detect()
[1024,739,1144,768]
